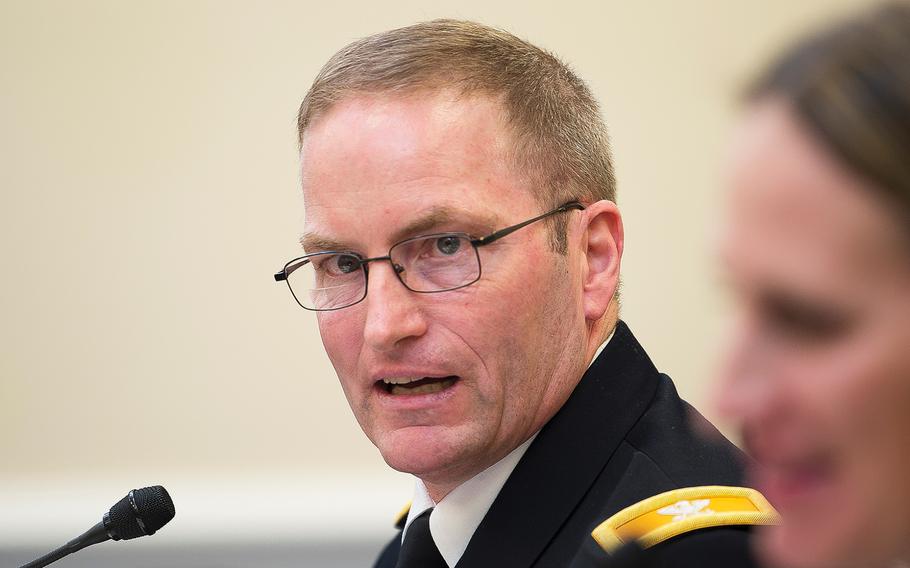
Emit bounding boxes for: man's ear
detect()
[580,200,624,321]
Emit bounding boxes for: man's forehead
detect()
[302,88,508,138]
[299,90,514,177]
[297,88,537,253]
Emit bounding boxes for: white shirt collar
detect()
[400,328,616,566]
[402,434,536,567]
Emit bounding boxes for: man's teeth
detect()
[382,377,421,386]
[382,376,458,395]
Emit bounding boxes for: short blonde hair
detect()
[297,19,616,252]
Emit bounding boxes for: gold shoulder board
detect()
[393,501,412,528]
[591,485,778,553]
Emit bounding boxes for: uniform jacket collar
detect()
[454,320,661,566]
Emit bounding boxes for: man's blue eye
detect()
[335,255,360,273]
[436,236,462,255]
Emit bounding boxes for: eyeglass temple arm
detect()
[274,201,585,280]
[471,201,585,247]
[274,257,313,281]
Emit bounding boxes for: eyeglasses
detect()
[274,201,585,311]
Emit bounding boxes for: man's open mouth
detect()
[378,375,459,396]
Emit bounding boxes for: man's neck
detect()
[424,481,458,504]
[586,303,619,365]
[421,442,527,502]
[419,311,619,502]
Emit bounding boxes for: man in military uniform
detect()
[274,19,772,567]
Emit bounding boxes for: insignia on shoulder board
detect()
[591,485,778,552]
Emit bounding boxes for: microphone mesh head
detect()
[132,485,176,534]
[106,485,176,540]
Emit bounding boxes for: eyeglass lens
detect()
[390,234,480,293]
[285,234,480,310]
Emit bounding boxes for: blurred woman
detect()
[717,3,910,568]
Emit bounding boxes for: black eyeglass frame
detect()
[274,201,586,311]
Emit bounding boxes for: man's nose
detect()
[362,260,428,352]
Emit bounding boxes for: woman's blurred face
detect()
[717,100,910,568]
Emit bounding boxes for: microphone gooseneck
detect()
[19,485,175,568]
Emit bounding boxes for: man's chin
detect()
[374,426,475,481]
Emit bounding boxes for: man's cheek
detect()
[318,317,360,369]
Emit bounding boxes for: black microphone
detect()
[19,485,176,568]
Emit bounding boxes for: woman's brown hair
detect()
[750,2,910,229]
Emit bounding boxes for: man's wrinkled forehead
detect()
[297,90,531,252]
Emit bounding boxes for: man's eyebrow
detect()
[389,206,500,243]
[298,233,349,253]
[299,206,501,253]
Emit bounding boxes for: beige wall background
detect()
[1,0,873,548]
